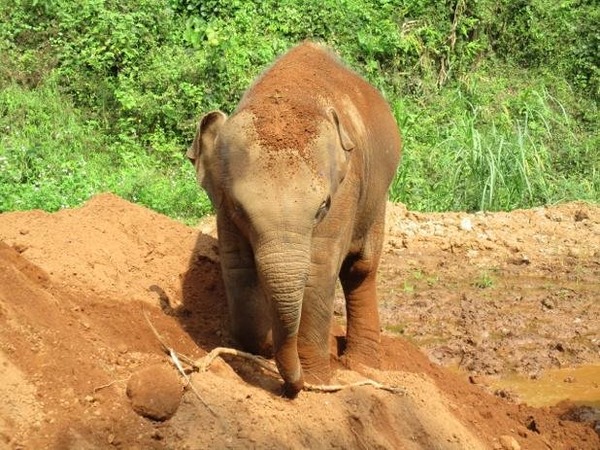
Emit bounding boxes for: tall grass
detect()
[1,75,597,221]
[391,73,599,212]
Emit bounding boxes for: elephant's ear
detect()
[328,107,355,152]
[327,107,354,185]
[187,110,227,206]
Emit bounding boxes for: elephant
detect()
[187,42,401,398]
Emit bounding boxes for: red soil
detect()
[0,194,598,449]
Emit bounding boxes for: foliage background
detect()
[1,0,598,221]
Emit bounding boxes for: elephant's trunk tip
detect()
[274,334,304,398]
[282,377,304,399]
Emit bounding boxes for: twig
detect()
[143,308,404,397]
[169,348,217,416]
[197,346,405,395]
[304,380,406,395]
[142,307,197,368]
[142,307,216,416]
[196,346,278,375]
[93,378,130,393]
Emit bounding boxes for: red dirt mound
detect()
[0,193,598,449]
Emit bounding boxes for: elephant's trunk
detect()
[255,232,310,397]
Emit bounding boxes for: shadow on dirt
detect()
[151,231,285,396]
[150,232,227,350]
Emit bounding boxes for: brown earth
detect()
[242,42,344,154]
[0,193,598,449]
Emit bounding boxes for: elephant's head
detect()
[187,106,355,396]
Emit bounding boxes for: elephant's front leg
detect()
[218,214,272,356]
[339,214,385,368]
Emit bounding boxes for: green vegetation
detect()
[472,270,496,289]
[384,323,406,335]
[1,0,598,221]
[0,83,212,220]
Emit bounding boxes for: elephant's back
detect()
[241,42,365,102]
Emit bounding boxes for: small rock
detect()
[499,435,521,450]
[574,209,589,222]
[127,364,183,421]
[13,243,28,253]
[514,254,530,265]
[150,429,164,441]
[526,416,540,433]
[545,212,562,222]
[460,218,473,231]
[541,298,556,310]
[107,433,120,445]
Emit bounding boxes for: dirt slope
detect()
[0,194,598,449]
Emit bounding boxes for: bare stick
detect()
[142,307,197,368]
[196,347,278,375]
[197,346,405,395]
[142,307,215,415]
[304,380,406,395]
[143,308,403,396]
[169,349,217,416]
[93,378,130,393]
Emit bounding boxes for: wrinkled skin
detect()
[187,42,401,397]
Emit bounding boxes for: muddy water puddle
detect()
[488,364,600,407]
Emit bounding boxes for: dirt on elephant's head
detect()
[237,42,362,158]
[0,193,598,449]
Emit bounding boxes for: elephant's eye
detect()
[315,196,331,223]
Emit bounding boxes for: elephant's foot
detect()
[341,337,382,370]
[302,363,332,386]
[298,344,332,386]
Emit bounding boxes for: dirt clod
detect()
[498,435,521,450]
[126,364,183,421]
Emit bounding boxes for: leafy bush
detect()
[0,0,597,219]
[0,82,211,221]
[488,0,599,101]
[0,83,104,211]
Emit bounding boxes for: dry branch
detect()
[93,378,130,393]
[196,346,279,374]
[143,308,404,397]
[142,307,215,415]
[304,380,406,394]
[196,347,405,396]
